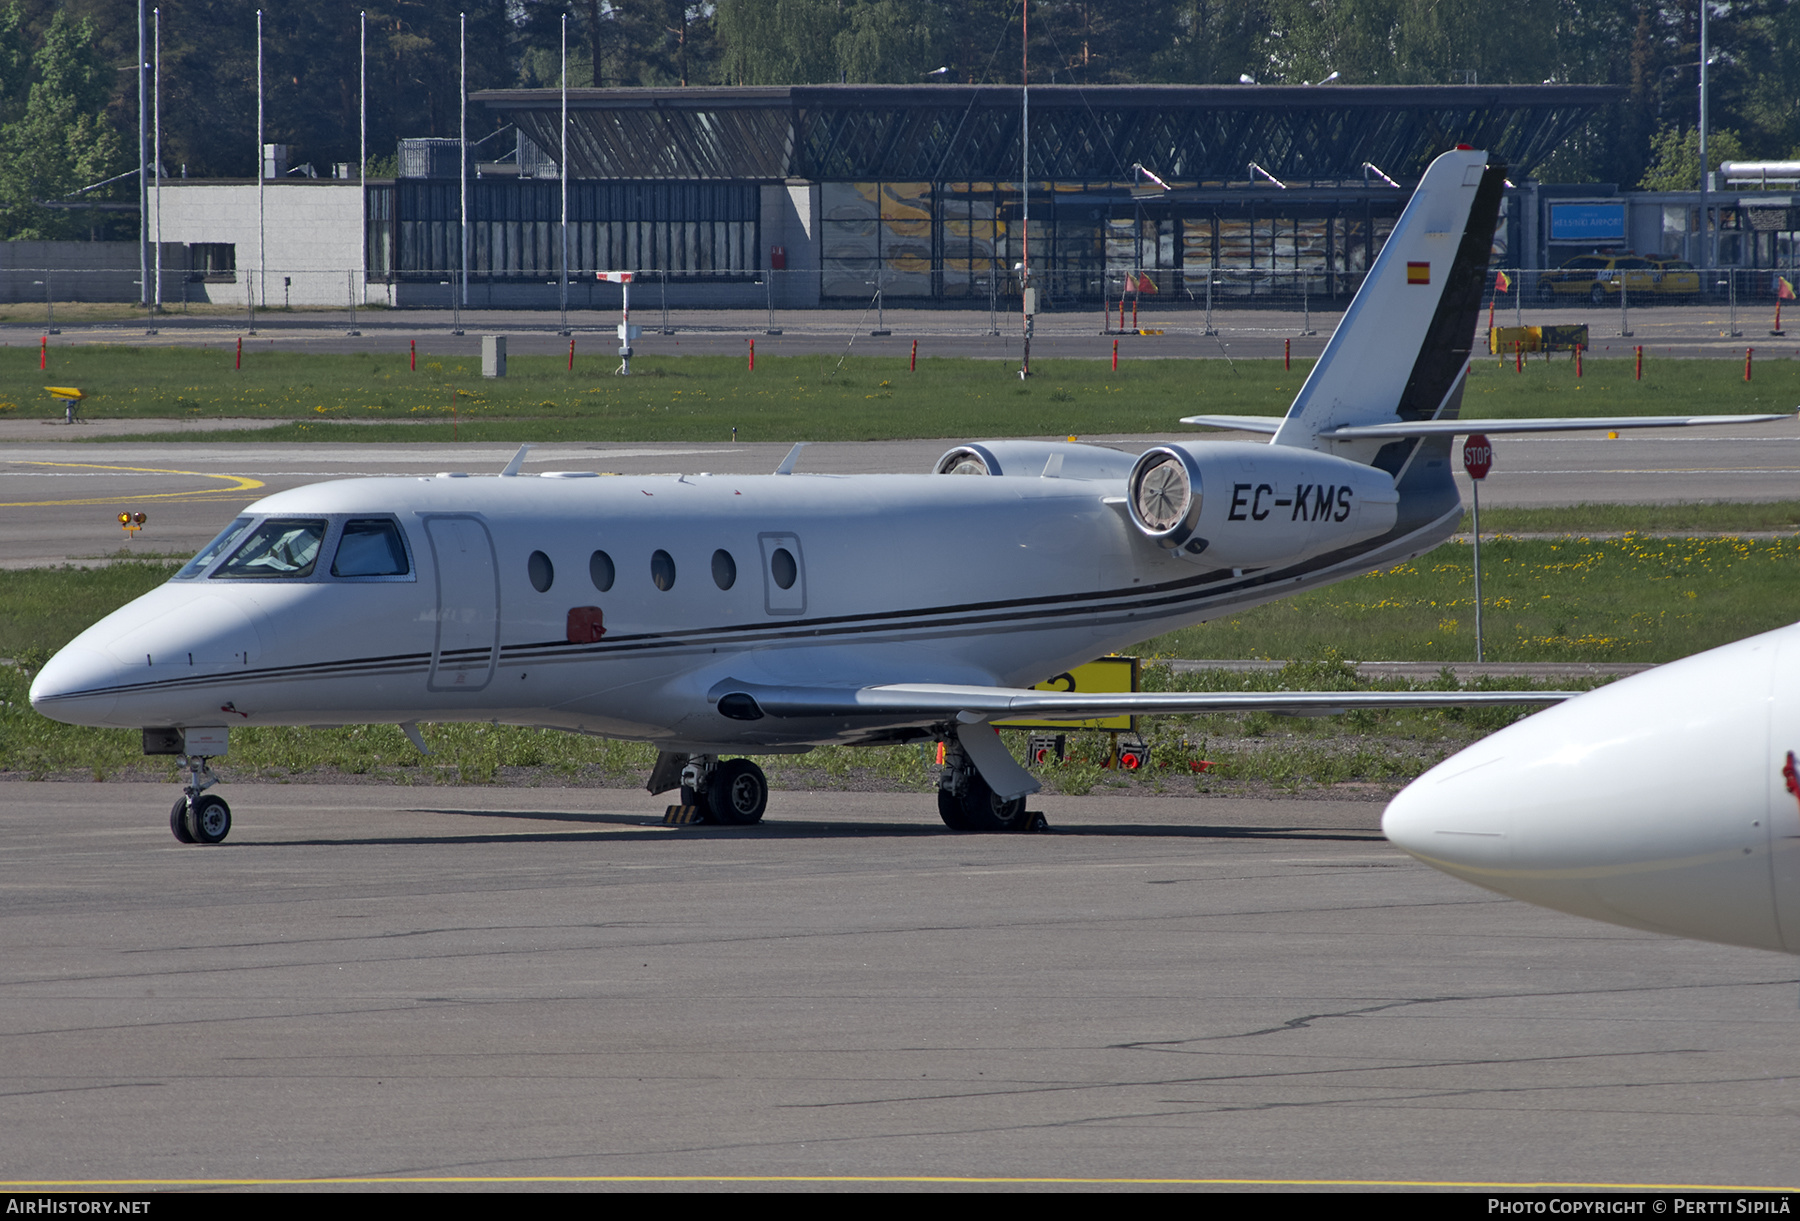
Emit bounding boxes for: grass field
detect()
[1145,533,1800,663]
[5,346,1796,442]
[1459,501,1800,534]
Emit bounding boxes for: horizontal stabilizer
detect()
[1316,413,1794,440]
[710,679,1574,725]
[1178,414,1283,434]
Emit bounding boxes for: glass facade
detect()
[367,179,759,282]
[817,178,1407,303]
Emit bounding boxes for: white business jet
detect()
[1385,622,1800,955]
[27,147,1787,844]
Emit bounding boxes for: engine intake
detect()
[1126,442,1399,569]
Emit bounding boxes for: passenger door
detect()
[424,515,499,692]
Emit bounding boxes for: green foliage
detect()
[1639,125,1749,192]
[0,6,127,240]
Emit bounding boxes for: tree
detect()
[1638,123,1747,190]
[0,5,127,240]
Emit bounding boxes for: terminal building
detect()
[126,82,1795,310]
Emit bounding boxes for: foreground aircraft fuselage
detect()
[1385,622,1800,955]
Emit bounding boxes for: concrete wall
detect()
[0,241,185,303]
[146,180,390,307]
[760,181,820,308]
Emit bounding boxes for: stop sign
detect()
[1463,433,1493,481]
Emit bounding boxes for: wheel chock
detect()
[663,804,705,825]
[1024,811,1049,833]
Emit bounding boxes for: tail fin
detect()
[1271,148,1507,459]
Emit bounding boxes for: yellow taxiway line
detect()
[0,461,264,507]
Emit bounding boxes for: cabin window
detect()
[214,519,327,579]
[589,550,615,592]
[770,547,797,590]
[528,550,554,592]
[175,516,253,579]
[711,549,736,590]
[651,549,676,591]
[331,519,410,577]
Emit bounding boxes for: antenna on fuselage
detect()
[773,442,809,475]
[500,443,535,477]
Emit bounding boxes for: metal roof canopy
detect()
[473,83,1619,184]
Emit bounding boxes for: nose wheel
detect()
[169,753,231,844]
[169,797,195,843]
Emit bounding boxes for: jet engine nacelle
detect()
[934,441,1139,481]
[1125,441,1399,569]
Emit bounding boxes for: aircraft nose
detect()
[28,643,122,725]
[1384,630,1790,953]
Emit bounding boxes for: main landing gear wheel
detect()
[941,772,1030,833]
[170,797,196,844]
[706,758,768,825]
[937,788,974,831]
[184,794,232,844]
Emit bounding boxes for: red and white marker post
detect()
[1463,433,1493,663]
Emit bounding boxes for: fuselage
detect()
[30,449,1455,752]
[1384,619,1800,954]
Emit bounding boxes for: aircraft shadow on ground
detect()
[248,805,1387,847]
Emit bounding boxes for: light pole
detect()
[33,279,56,333]
[137,0,147,314]
[559,14,570,335]
[152,6,160,324]
[459,12,468,312]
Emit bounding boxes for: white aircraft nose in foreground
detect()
[29,145,1788,845]
[1385,624,1800,954]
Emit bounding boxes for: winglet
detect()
[500,444,535,477]
[774,442,810,475]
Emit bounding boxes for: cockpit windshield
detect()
[174,517,253,580]
[213,519,328,579]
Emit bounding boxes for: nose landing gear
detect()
[170,752,231,844]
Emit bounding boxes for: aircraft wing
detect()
[1179,413,1792,437]
[710,680,1575,723]
[1176,414,1284,434]
[1313,414,1791,439]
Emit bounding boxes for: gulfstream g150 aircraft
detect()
[27,148,1787,844]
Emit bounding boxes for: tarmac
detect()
[1,782,1796,1192]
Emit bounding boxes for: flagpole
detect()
[1018,0,1030,379]
[459,12,468,309]
[152,6,161,318]
[256,8,264,315]
[559,14,569,334]
[137,0,146,313]
[359,11,365,309]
